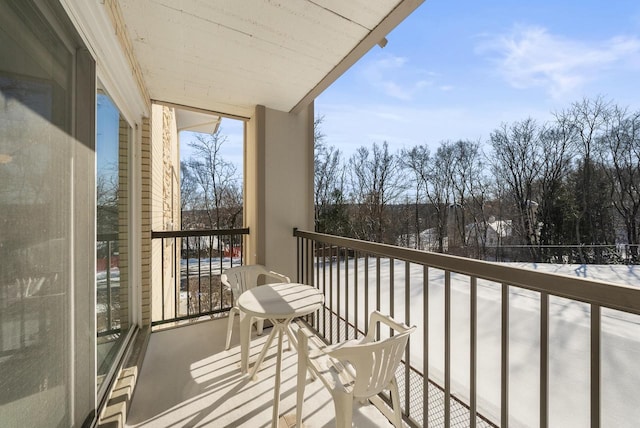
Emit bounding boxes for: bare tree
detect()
[314,117,348,235]
[597,106,640,261]
[556,96,614,251]
[349,142,406,243]
[97,162,119,234]
[450,140,489,258]
[425,143,455,252]
[180,161,201,228]
[187,130,242,229]
[490,119,542,256]
[401,145,430,249]
[536,119,576,249]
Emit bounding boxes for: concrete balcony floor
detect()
[126,317,393,427]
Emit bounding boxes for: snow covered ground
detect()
[317,259,640,428]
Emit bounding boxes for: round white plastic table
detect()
[238,282,323,428]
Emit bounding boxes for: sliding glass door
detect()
[0,0,96,426]
[96,87,132,392]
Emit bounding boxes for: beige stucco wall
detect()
[245,103,314,280]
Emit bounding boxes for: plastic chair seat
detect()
[296,311,416,428]
[221,264,290,351]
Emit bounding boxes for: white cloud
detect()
[361,54,433,101]
[477,25,640,98]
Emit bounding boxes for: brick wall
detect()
[118,117,130,329]
[140,117,151,326]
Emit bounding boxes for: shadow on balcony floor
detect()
[126,317,393,427]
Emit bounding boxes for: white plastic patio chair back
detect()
[297,310,416,428]
[222,264,290,350]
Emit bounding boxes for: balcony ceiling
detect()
[118,0,423,118]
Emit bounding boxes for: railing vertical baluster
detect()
[591,304,601,428]
[423,265,429,428]
[502,283,510,428]
[337,246,341,343]
[376,256,381,341]
[354,252,359,338]
[301,236,305,282]
[296,236,301,283]
[107,240,112,328]
[445,270,451,428]
[307,237,311,284]
[209,235,213,311]
[470,276,477,427]
[161,238,165,321]
[365,254,369,337]
[329,245,333,344]
[312,239,317,328]
[307,238,312,286]
[315,240,319,289]
[540,292,549,428]
[197,238,202,315]
[322,242,327,339]
[186,238,190,317]
[390,258,395,337]
[302,237,306,282]
[345,247,349,339]
[404,261,411,418]
[174,237,178,320]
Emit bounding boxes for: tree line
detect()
[178,97,640,264]
[315,97,640,263]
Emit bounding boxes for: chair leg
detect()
[332,392,353,428]
[389,377,403,428]
[256,318,264,335]
[296,343,308,428]
[225,307,239,350]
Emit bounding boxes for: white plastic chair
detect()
[222,264,290,350]
[296,311,416,428]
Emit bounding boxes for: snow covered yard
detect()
[316,258,640,427]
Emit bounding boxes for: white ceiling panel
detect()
[118,0,424,118]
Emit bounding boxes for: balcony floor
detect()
[126,317,394,427]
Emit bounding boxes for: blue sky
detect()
[181,0,640,165]
[97,93,120,178]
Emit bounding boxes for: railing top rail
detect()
[294,229,640,316]
[152,228,249,239]
[97,233,119,241]
[487,244,637,248]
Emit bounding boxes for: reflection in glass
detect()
[96,91,130,389]
[0,1,72,426]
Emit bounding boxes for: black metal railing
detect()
[294,229,640,428]
[97,232,119,334]
[151,228,249,326]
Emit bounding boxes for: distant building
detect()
[465,217,513,246]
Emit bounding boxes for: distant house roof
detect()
[487,219,512,238]
[465,219,512,238]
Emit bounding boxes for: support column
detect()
[245,103,314,279]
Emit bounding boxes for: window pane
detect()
[0,1,73,426]
[96,91,131,389]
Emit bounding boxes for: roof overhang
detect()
[175,108,221,133]
[118,0,424,118]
